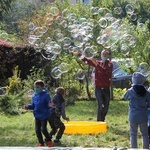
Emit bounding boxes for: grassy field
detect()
[0,100,143,149]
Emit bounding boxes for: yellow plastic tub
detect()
[64,121,107,134]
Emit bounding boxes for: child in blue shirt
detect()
[24,80,53,147]
[124,72,150,149]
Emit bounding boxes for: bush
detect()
[0,94,22,115]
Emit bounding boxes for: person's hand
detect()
[49,102,54,107]
[91,58,97,66]
[66,117,70,122]
[72,49,79,55]
[24,105,28,110]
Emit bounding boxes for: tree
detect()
[0,0,16,19]
[1,0,150,100]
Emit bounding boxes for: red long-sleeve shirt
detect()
[81,56,113,88]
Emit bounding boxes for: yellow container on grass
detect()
[64,121,107,134]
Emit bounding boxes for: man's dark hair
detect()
[34,80,44,87]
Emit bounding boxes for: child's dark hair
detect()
[34,80,44,87]
[55,87,65,95]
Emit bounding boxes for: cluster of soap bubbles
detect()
[26,3,148,81]
[113,4,138,22]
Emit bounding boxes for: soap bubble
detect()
[73,34,84,47]
[0,33,9,41]
[56,16,67,28]
[58,63,69,73]
[113,7,122,15]
[120,34,136,49]
[90,7,99,15]
[45,17,54,26]
[97,34,109,47]
[98,18,108,29]
[0,87,7,96]
[28,22,35,31]
[49,7,60,17]
[98,7,110,16]
[137,62,150,76]
[129,13,138,21]
[125,4,134,14]
[27,89,34,96]
[53,44,62,55]
[83,46,97,58]
[76,71,85,80]
[63,37,72,47]
[28,35,40,45]
[33,26,47,37]
[51,67,62,79]
[62,9,68,17]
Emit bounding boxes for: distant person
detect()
[147,87,150,144]
[48,87,69,145]
[124,72,150,149]
[148,108,150,144]
[74,49,113,122]
[24,80,53,147]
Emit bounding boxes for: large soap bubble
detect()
[73,34,84,47]
[120,34,136,48]
[33,26,47,37]
[82,46,97,58]
[137,62,150,76]
[125,4,134,14]
[51,67,62,79]
[58,63,69,73]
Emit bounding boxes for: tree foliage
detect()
[0,0,15,17]
[0,0,150,102]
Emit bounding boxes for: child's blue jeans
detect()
[130,122,149,149]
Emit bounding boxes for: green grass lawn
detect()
[0,100,143,148]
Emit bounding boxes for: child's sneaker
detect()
[54,139,60,143]
[38,143,44,147]
[47,140,53,147]
[54,139,61,145]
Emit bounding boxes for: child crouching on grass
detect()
[48,87,69,145]
[123,72,150,149]
[24,80,53,147]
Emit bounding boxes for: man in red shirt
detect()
[75,49,113,121]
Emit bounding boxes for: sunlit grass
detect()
[0,100,143,148]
